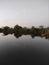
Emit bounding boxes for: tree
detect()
[3,26,10,35]
[30,26,35,34]
[39,26,45,34]
[14,25,22,34]
[0,28,3,32]
[10,28,14,34]
[39,26,44,29]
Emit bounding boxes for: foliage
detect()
[0,28,3,32]
[0,25,49,37]
[3,26,10,35]
[14,25,23,34]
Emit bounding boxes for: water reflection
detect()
[14,33,22,38]
[1,32,49,40]
[0,33,49,65]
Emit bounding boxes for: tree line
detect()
[0,25,49,38]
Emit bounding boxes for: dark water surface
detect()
[0,33,49,65]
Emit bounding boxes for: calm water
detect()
[0,33,49,65]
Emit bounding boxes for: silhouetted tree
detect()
[30,26,35,34]
[0,28,3,32]
[10,28,14,34]
[14,25,23,34]
[3,26,10,35]
[39,26,45,34]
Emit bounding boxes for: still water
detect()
[0,33,49,65]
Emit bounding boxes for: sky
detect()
[0,0,49,28]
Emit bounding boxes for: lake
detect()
[0,33,49,65]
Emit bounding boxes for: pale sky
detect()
[0,0,49,27]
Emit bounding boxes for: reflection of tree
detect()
[30,34,35,38]
[1,32,49,40]
[39,35,43,38]
[14,33,22,38]
[45,35,49,40]
[3,32,9,35]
